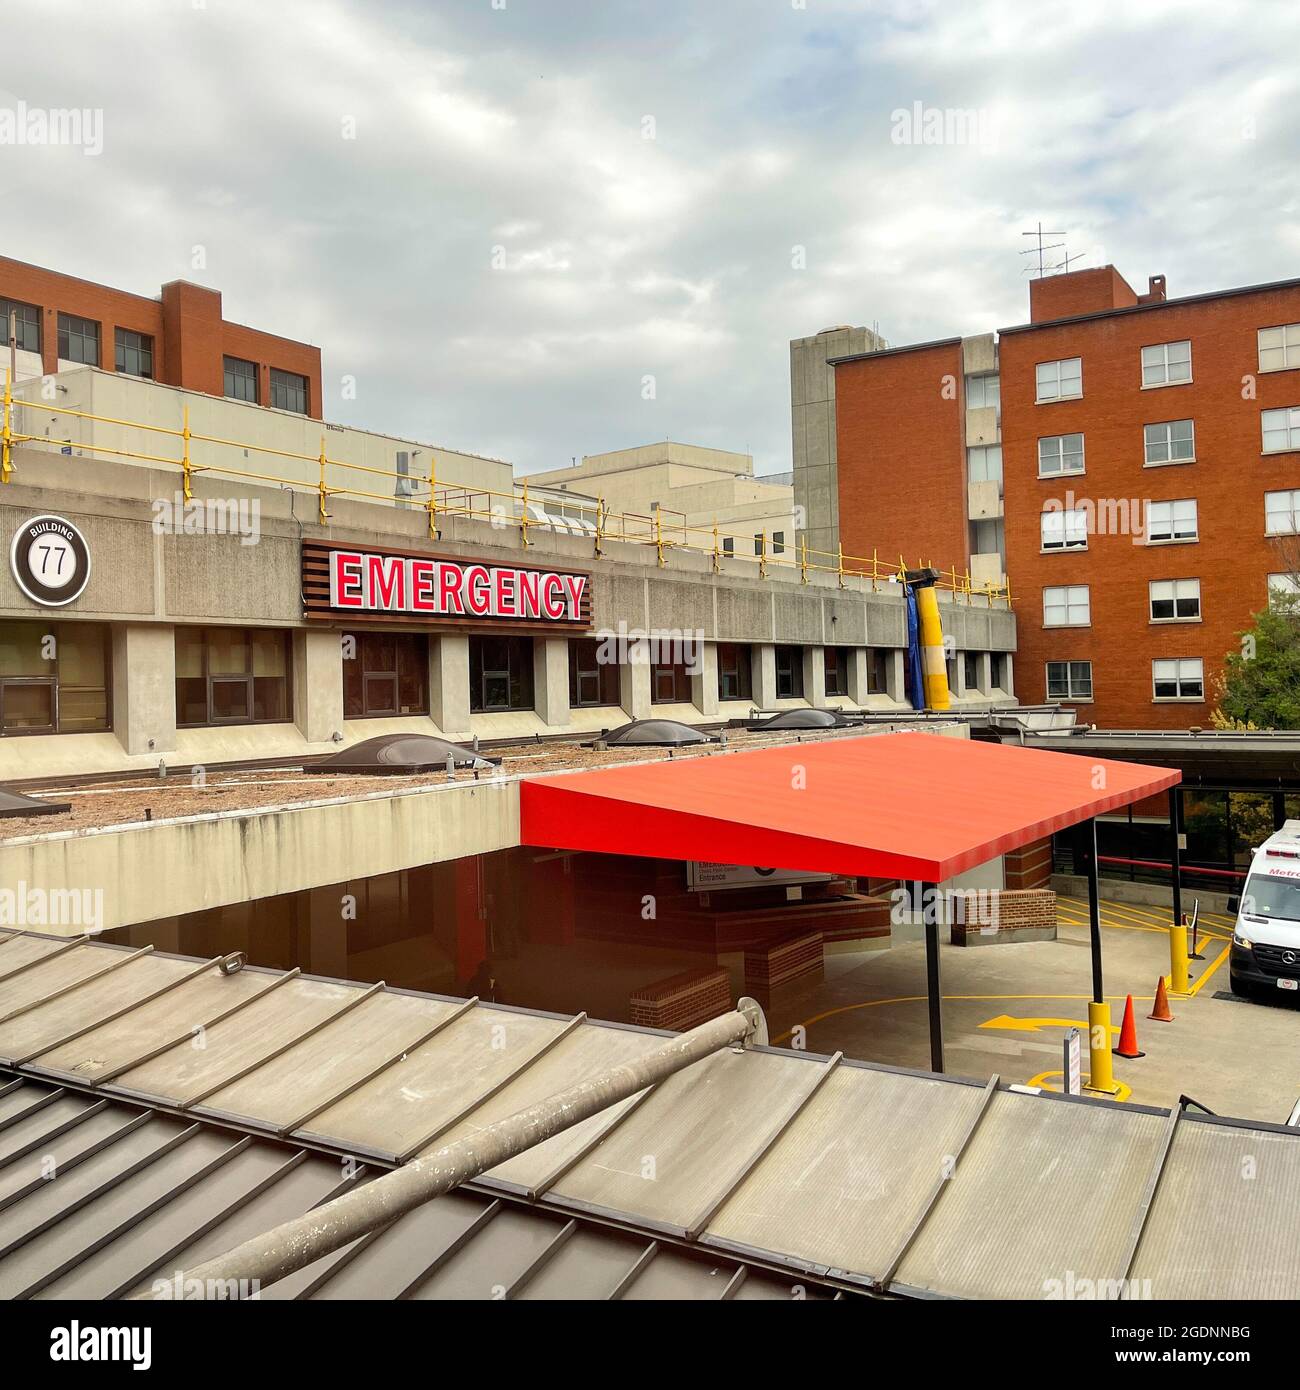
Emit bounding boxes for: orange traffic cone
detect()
[1114,995,1145,1058]
[1148,975,1175,1022]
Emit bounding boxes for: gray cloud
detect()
[2,0,1298,474]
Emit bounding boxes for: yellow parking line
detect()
[1026,1068,1133,1104]
[1188,943,1231,997]
[775,991,1155,1043]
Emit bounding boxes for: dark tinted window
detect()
[270,367,308,414]
[114,327,153,378]
[343,631,428,718]
[224,355,258,402]
[0,299,41,353]
[470,636,534,712]
[57,313,99,365]
[775,645,803,699]
[717,643,752,701]
[569,637,620,707]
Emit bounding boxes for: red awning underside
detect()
[519,731,1181,882]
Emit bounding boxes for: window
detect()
[1269,574,1300,608]
[866,648,889,696]
[1141,340,1191,387]
[114,327,153,379]
[1265,489,1300,535]
[989,652,1007,692]
[1152,658,1204,701]
[1038,433,1085,476]
[772,531,785,556]
[1035,357,1082,402]
[1041,508,1088,551]
[1146,498,1198,544]
[0,298,41,353]
[824,647,848,697]
[717,643,752,702]
[1043,585,1090,627]
[1258,323,1300,373]
[57,312,99,366]
[468,636,532,713]
[270,368,308,414]
[1046,660,1092,702]
[651,657,690,704]
[344,631,429,717]
[176,627,291,726]
[965,374,1000,409]
[568,638,619,707]
[962,652,981,693]
[224,355,258,403]
[970,517,1003,556]
[0,621,110,735]
[721,536,735,557]
[775,645,803,699]
[1143,419,1195,465]
[1149,579,1201,622]
[753,534,764,557]
[967,444,1003,486]
[1262,406,1300,454]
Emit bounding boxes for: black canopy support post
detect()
[1274,791,1288,833]
[1169,787,1183,932]
[922,880,944,1074]
[1085,817,1103,1004]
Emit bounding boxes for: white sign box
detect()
[687,862,835,892]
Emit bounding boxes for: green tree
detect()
[1217,593,1300,730]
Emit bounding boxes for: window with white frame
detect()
[1043,585,1090,627]
[1038,433,1085,476]
[1146,498,1198,543]
[1262,405,1300,454]
[1152,658,1204,700]
[1265,489,1300,535]
[1041,508,1088,551]
[1268,573,1299,608]
[1141,340,1191,387]
[965,374,1000,409]
[1259,324,1300,373]
[1149,578,1201,622]
[1046,660,1092,701]
[1143,419,1195,465]
[967,444,1003,486]
[1035,357,1082,402]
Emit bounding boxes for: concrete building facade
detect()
[789,324,887,559]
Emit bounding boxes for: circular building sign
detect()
[10,514,91,607]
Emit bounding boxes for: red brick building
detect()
[0,255,322,418]
[830,265,1300,728]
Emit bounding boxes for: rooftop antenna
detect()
[1054,249,1087,273]
[1020,222,1066,278]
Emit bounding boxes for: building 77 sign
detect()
[301,541,592,631]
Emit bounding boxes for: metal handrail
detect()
[0,370,1011,606]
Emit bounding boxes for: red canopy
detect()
[520,731,1180,881]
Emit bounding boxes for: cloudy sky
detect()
[4,0,1299,474]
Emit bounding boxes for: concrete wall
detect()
[790,325,886,559]
[0,445,1016,780]
[0,777,521,937]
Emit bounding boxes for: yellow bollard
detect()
[914,582,951,711]
[1169,922,1190,995]
[1086,1000,1120,1094]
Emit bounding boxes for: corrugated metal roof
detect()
[4,928,1300,1300]
[0,1076,836,1301]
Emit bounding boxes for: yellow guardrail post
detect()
[181,405,193,502]
[520,479,530,548]
[799,533,808,584]
[594,497,604,558]
[711,523,720,574]
[1,368,12,484]
[317,438,330,524]
[426,456,438,538]
[655,508,664,566]
[759,528,767,579]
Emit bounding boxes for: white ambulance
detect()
[1229,820,1300,999]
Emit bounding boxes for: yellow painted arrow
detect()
[980,1014,1119,1036]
